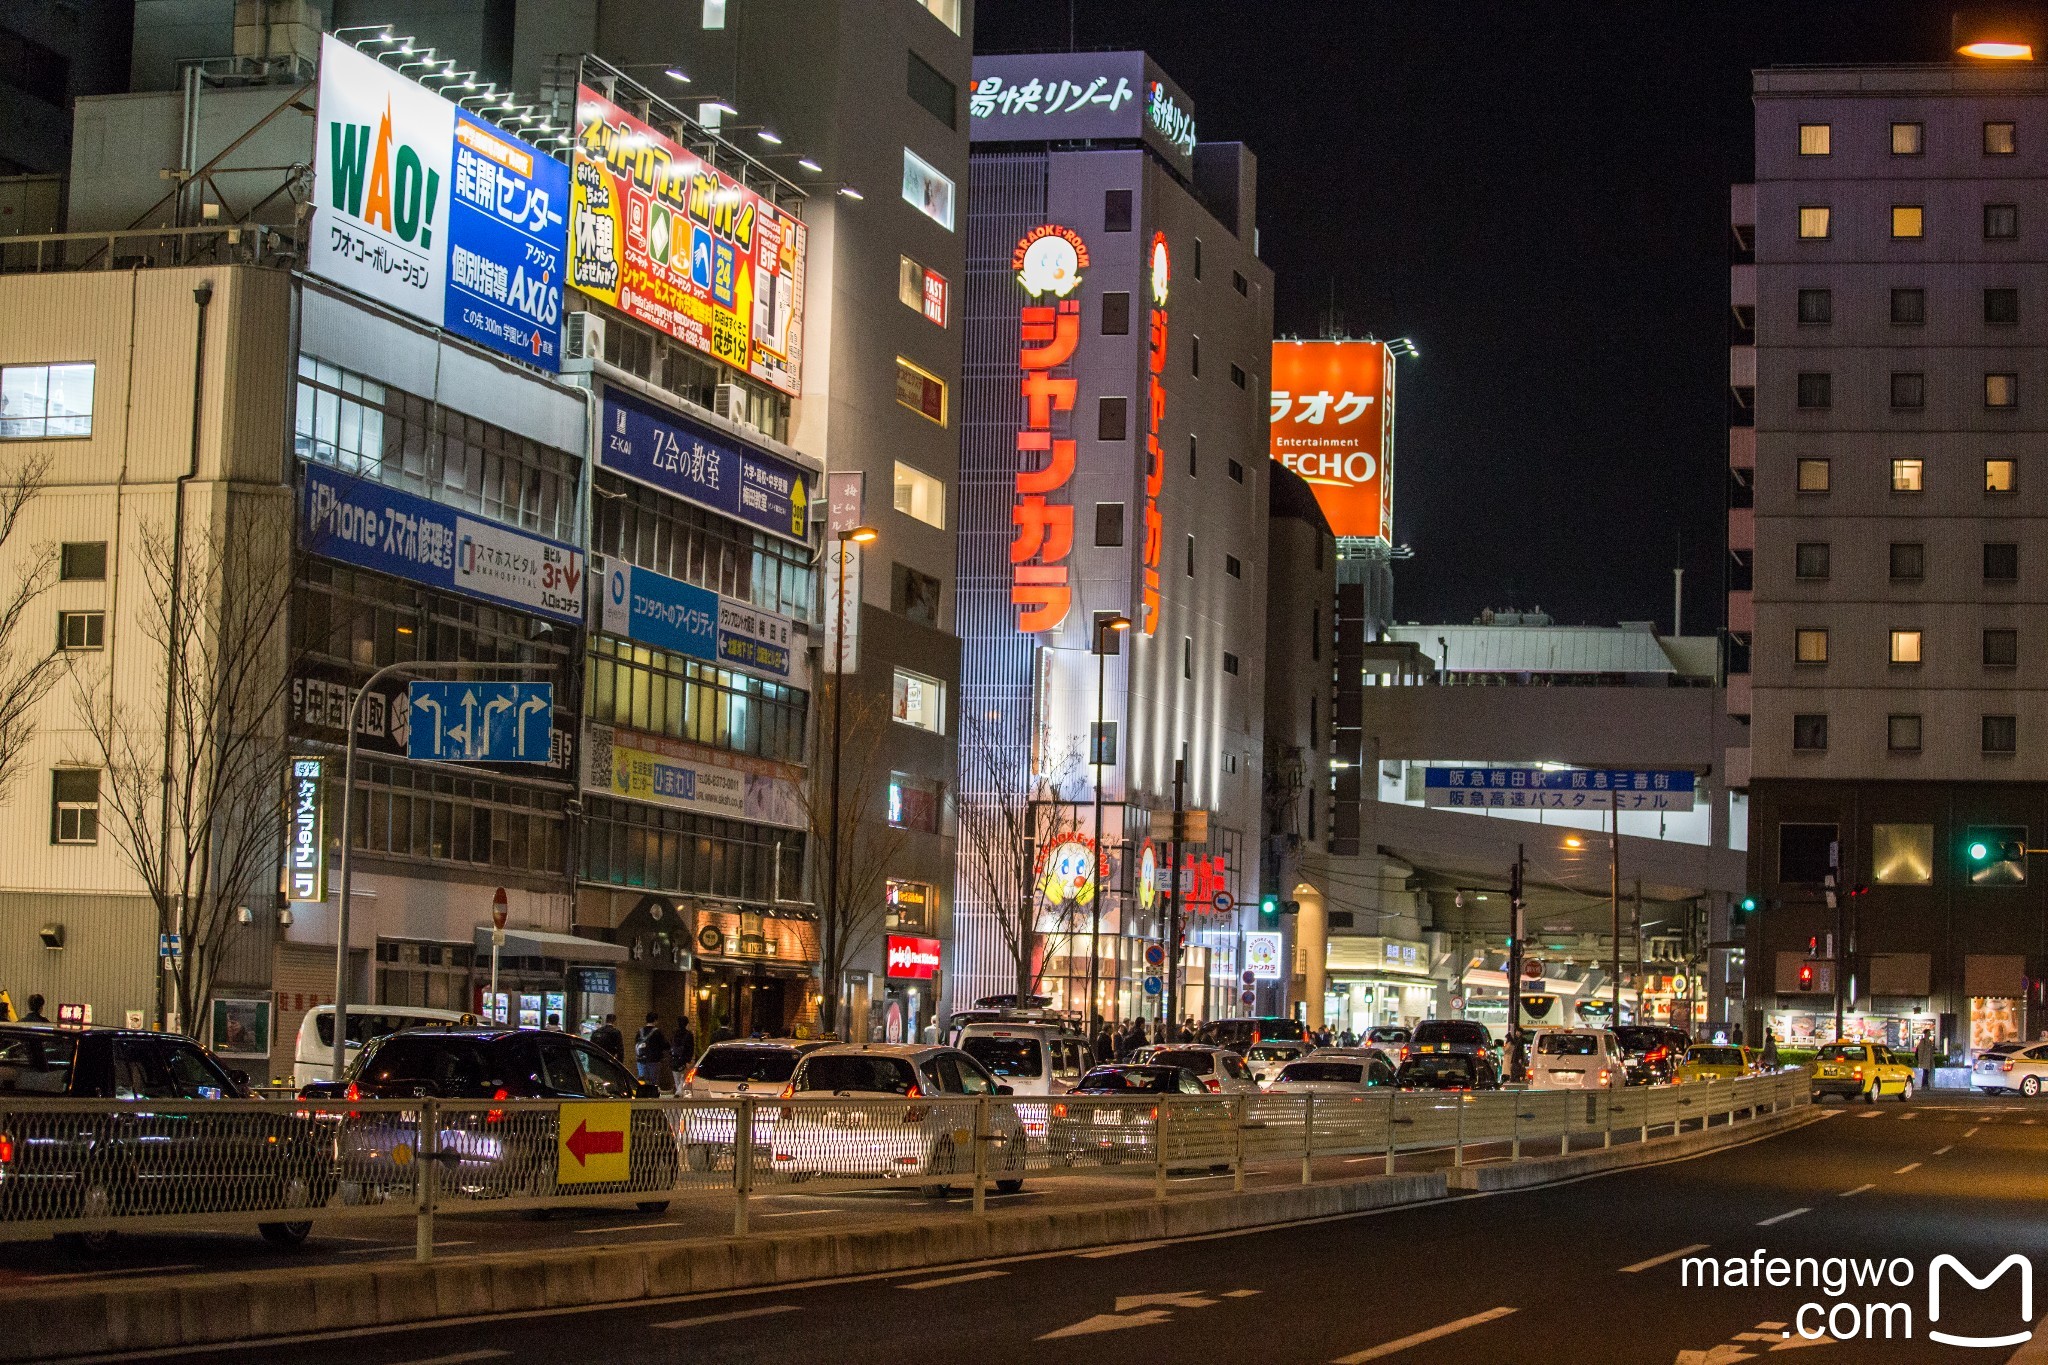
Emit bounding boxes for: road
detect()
[72,1091,2048,1364]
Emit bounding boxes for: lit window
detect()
[1873,823,1933,881]
[1798,206,1831,239]
[898,255,948,326]
[1797,458,1831,492]
[911,0,961,34]
[0,362,94,439]
[701,0,726,26]
[892,461,945,528]
[1890,629,1922,664]
[1886,716,1923,755]
[1986,121,2017,155]
[893,356,947,425]
[901,148,955,230]
[1891,122,1923,155]
[1796,628,1829,664]
[1799,123,1832,155]
[1892,205,1924,238]
[56,611,103,651]
[890,668,945,733]
[1985,203,2020,240]
[1984,714,2018,755]
[1988,373,2020,408]
[1986,458,2018,493]
[1793,714,1828,751]
[1891,459,1925,492]
[50,769,98,844]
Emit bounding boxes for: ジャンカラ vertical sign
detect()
[568,84,807,396]
[1010,224,1090,634]
[1269,339,1395,543]
[1139,232,1170,634]
[283,756,326,903]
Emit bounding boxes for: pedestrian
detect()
[1761,1027,1780,1072]
[544,1013,560,1030]
[590,1011,624,1062]
[1177,1018,1195,1044]
[634,1013,670,1087]
[1914,1028,1938,1089]
[21,994,47,1024]
[1091,1017,1112,1064]
[669,1015,698,1087]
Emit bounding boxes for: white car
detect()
[955,1022,1093,1144]
[677,1038,830,1168]
[1263,1055,1396,1095]
[1143,1045,1260,1095]
[1526,1029,1627,1091]
[1243,1040,1313,1086]
[768,1043,1029,1192]
[291,1003,472,1087]
[1971,1041,2048,1096]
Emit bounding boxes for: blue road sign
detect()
[1143,976,1162,996]
[1144,943,1166,968]
[407,682,555,764]
[1422,766,1698,812]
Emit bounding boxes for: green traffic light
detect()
[1739,896,1757,913]
[1970,841,1991,862]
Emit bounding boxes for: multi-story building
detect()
[953,51,1275,1024]
[1743,60,2048,1053]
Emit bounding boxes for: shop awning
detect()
[473,926,629,964]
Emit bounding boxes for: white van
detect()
[1526,1028,1628,1091]
[954,1021,1093,1143]
[292,1004,474,1087]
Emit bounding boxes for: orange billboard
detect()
[1269,340,1394,542]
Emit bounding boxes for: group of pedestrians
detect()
[0,993,47,1023]
[584,1010,739,1092]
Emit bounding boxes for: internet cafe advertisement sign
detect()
[569,85,808,396]
[311,36,568,370]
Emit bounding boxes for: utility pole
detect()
[1164,757,1186,1029]
[1831,838,1844,1041]
[1507,844,1525,1082]
[1632,878,1643,1028]
[1610,789,1622,1025]
[1088,615,1130,1026]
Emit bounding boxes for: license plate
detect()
[1554,1070,1583,1080]
[1092,1110,1125,1126]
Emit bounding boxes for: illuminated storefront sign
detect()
[886,934,943,980]
[569,84,807,396]
[1269,339,1395,543]
[1176,853,1228,910]
[283,757,325,903]
[1035,833,1100,907]
[1139,231,1170,634]
[1246,931,1284,981]
[969,52,1198,179]
[1009,224,1089,633]
[581,722,804,829]
[1137,841,1159,912]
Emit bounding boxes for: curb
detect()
[8,1105,1814,1361]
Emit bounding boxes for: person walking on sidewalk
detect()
[634,1013,670,1087]
[590,1012,625,1063]
[1914,1029,1938,1090]
[1761,1027,1780,1072]
[669,1016,698,1092]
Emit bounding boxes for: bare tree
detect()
[955,712,1087,1004]
[0,452,60,800]
[805,687,909,1039]
[70,502,296,1033]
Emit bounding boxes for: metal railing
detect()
[0,1072,1810,1259]
[0,224,299,276]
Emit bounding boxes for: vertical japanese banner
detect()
[824,470,863,673]
[1140,232,1170,634]
[1010,224,1090,634]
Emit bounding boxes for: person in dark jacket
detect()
[634,1013,670,1085]
[1091,1020,1114,1065]
[589,1012,625,1062]
[669,1017,698,1084]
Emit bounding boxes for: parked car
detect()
[1410,1019,1493,1059]
[1614,1025,1690,1085]
[1396,1052,1501,1091]
[1810,1041,1915,1103]
[1526,1030,1628,1092]
[292,1003,474,1088]
[1045,1064,1223,1165]
[0,1024,334,1248]
[955,1022,1094,1144]
[767,1044,1027,1194]
[676,1039,829,1169]
[1264,1056,1396,1095]
[1971,1041,2048,1097]
[1143,1045,1259,1094]
[1673,1044,1757,1084]
[1366,1026,1414,1061]
[1243,1040,1314,1087]
[301,1027,676,1207]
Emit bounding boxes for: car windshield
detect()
[1368,1028,1410,1042]
[1688,1047,1743,1065]
[1149,1049,1215,1075]
[1075,1066,1179,1093]
[1415,1022,1488,1046]
[797,1054,921,1095]
[1246,1045,1299,1062]
[1537,1033,1601,1057]
[693,1046,799,1083]
[960,1037,1044,1078]
[0,1030,75,1094]
[1815,1044,1869,1063]
[1402,1056,1477,1081]
[1277,1062,1364,1084]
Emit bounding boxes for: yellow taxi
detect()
[1673,1043,1755,1083]
[1811,1041,1915,1103]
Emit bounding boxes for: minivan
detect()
[1526,1029,1627,1091]
[292,1003,474,1087]
[955,1021,1093,1143]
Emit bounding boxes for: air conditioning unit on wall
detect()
[562,311,605,370]
[712,382,746,420]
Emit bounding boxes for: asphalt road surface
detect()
[60,1093,2048,1364]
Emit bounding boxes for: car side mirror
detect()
[227,1067,250,1091]
[994,1084,1014,1096]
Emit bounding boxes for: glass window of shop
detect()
[592,471,814,620]
[295,356,578,543]
[295,562,576,675]
[587,635,807,764]
[581,794,804,903]
[375,939,476,1011]
[598,311,790,445]
[347,761,567,873]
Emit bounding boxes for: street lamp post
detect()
[330,658,555,1082]
[1088,614,1132,1028]
[825,525,877,1038]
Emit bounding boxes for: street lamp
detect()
[1088,614,1132,1029]
[824,525,878,1039]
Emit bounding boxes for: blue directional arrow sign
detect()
[406,682,555,764]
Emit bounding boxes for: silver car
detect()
[1142,1045,1259,1095]
[1243,1040,1313,1087]
[677,1038,830,1169]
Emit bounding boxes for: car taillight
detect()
[2001,1062,2014,1072]
[1852,1067,1863,1080]
[684,1066,698,1085]
[1050,1102,1068,1119]
[779,1082,794,1099]
[1203,1078,1222,1092]
[907,1083,923,1099]
[1148,1106,1159,1120]
[0,1133,13,1164]
[345,1082,361,1101]
[1599,1069,1611,1085]
[485,1087,509,1124]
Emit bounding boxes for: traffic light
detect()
[1735,895,1758,924]
[1798,962,1815,992]
[1259,893,1280,927]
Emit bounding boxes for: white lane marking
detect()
[1839,1184,1875,1198]
[1899,1112,1918,1121]
[898,1270,1007,1290]
[573,1221,682,1235]
[1757,1207,1810,1227]
[1077,1241,1165,1258]
[1934,1145,1953,1155]
[1966,1127,1981,1137]
[651,1304,800,1330]
[387,1353,510,1365]
[1894,1162,1922,1175]
[1620,1242,1711,1274]
[23,1262,203,1283]
[338,1241,473,1256]
[1855,1110,1883,1120]
[1333,1306,1519,1363]
[1223,1289,1262,1298]
[759,1208,836,1218]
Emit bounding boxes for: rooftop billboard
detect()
[1269,339,1394,543]
[969,51,1198,179]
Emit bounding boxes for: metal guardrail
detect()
[0,1072,1811,1259]
[0,224,298,275]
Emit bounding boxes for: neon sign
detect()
[1010,224,1088,633]
[1140,232,1170,634]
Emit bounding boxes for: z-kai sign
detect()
[1010,225,1090,633]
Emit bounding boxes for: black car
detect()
[0,1025,334,1247]
[1409,1019,1493,1059]
[1046,1064,1222,1165]
[1396,1052,1502,1091]
[1614,1026,1691,1085]
[1202,1017,1308,1051]
[302,1028,677,1208]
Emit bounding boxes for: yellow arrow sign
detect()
[557,1101,632,1184]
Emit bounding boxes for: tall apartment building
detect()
[953,51,1275,1023]
[1744,64,2048,1053]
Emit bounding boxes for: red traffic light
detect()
[1798,963,1815,992]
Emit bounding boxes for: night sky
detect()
[976,2,1961,632]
